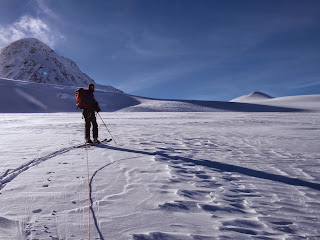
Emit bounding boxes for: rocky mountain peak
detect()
[1,38,54,56]
[0,38,95,86]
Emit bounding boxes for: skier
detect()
[83,83,101,144]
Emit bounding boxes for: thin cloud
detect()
[36,0,62,23]
[0,15,63,48]
[126,30,183,58]
[292,79,320,89]
[116,63,205,93]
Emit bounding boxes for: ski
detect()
[99,138,113,144]
[74,138,112,148]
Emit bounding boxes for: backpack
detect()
[76,88,90,109]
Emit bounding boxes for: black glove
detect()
[92,100,100,112]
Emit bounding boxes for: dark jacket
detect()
[85,91,100,112]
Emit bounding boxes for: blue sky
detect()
[0,0,319,101]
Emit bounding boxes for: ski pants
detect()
[83,110,98,140]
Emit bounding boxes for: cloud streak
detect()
[36,0,61,22]
[116,62,205,94]
[0,15,63,48]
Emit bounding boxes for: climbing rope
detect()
[85,142,91,240]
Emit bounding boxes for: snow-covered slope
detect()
[230,91,273,102]
[119,96,221,112]
[120,95,320,112]
[0,38,94,86]
[0,77,138,113]
[230,91,320,112]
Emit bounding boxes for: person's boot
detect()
[93,138,100,144]
[86,139,93,144]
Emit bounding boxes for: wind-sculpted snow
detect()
[0,112,320,239]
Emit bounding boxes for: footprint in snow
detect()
[32,209,42,214]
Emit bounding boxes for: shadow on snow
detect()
[98,145,320,191]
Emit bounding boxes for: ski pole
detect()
[97,112,118,145]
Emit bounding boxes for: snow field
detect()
[0,112,320,239]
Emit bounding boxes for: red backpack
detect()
[76,88,90,109]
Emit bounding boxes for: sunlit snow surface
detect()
[0,112,320,239]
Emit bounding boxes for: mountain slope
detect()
[230,91,273,102]
[0,38,94,86]
[0,77,138,113]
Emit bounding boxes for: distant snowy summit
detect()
[0,38,95,86]
[229,91,320,112]
[230,91,273,103]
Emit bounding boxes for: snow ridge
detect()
[230,91,273,102]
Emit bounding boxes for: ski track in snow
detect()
[0,146,75,191]
[0,139,116,239]
[0,113,320,239]
[0,139,102,192]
